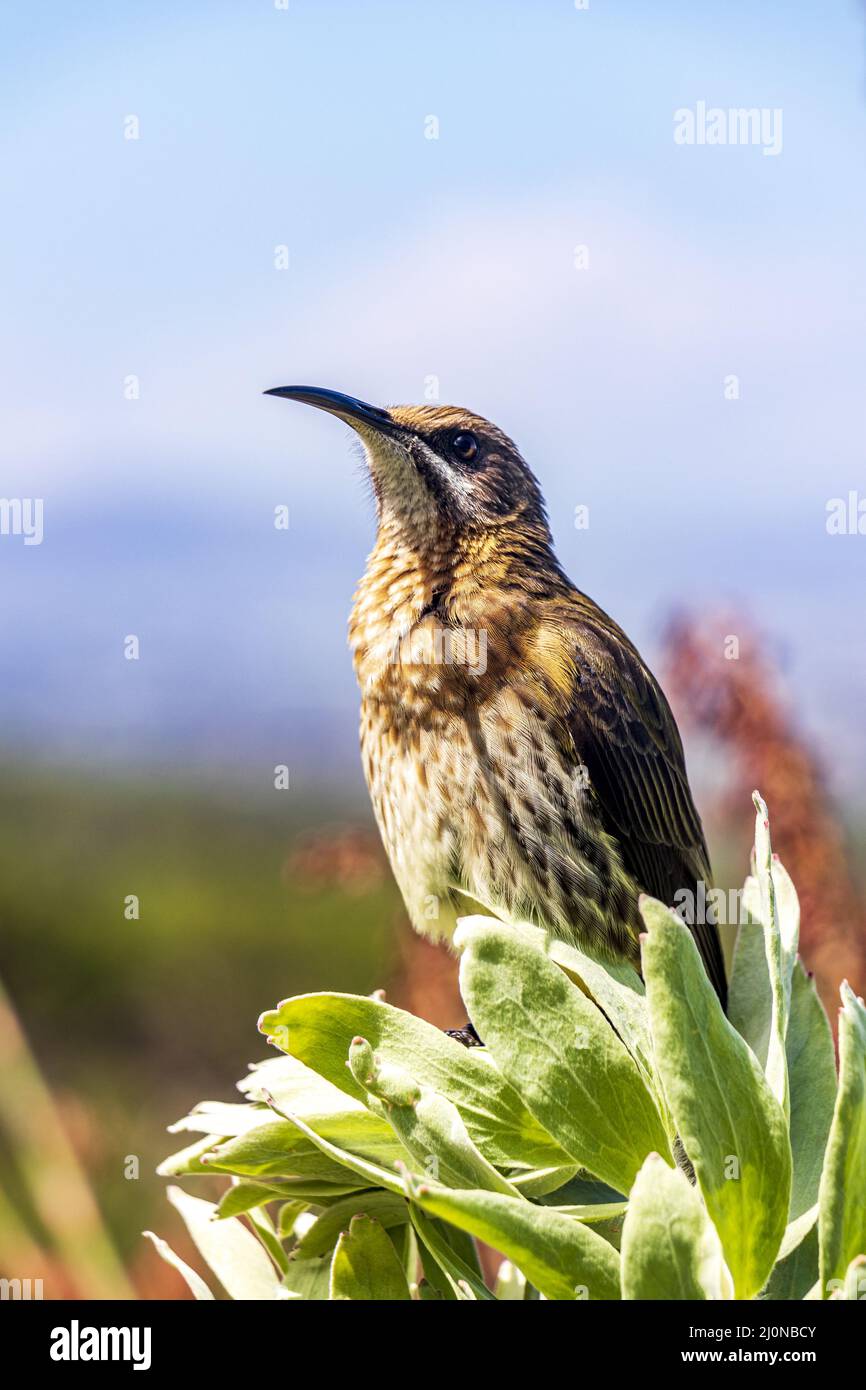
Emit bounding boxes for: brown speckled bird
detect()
[266,387,727,1026]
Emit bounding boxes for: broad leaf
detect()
[296,1191,409,1260]
[258,992,568,1173]
[818,982,866,1294]
[348,1037,521,1197]
[621,1153,726,1300]
[785,963,836,1219]
[283,1254,330,1300]
[202,1112,403,1180]
[641,898,791,1299]
[408,1177,621,1301]
[142,1230,215,1300]
[238,1053,366,1115]
[731,929,836,1221]
[329,1215,411,1300]
[761,1208,819,1302]
[166,1186,283,1300]
[728,884,771,1064]
[749,794,799,1121]
[454,916,671,1195]
[410,1207,491,1300]
[215,1181,288,1219]
[263,1099,407,1196]
[546,934,664,1119]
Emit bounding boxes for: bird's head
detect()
[265,385,551,548]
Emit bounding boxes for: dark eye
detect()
[451,431,478,463]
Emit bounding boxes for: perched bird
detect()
[266,387,727,1027]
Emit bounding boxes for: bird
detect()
[265,386,727,1032]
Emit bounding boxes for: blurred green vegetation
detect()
[0,762,402,1284]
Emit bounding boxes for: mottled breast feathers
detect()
[351,528,727,1006]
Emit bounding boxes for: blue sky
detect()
[1,1,865,800]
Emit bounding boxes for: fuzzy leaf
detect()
[258,992,568,1173]
[202,1112,403,1180]
[348,1037,522,1197]
[166,1186,283,1300]
[408,1178,621,1301]
[621,1153,726,1300]
[454,916,670,1195]
[296,1191,409,1260]
[142,1230,215,1300]
[785,963,836,1219]
[329,1215,411,1300]
[731,920,836,1224]
[546,935,663,1116]
[283,1254,331,1300]
[641,898,791,1300]
[749,795,799,1121]
[215,1181,287,1219]
[762,1210,819,1302]
[409,1207,491,1300]
[818,982,866,1295]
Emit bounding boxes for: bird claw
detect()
[445,1021,484,1048]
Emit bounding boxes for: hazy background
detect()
[1,0,865,1296]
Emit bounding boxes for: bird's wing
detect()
[562,607,727,1004]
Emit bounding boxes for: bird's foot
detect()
[445,1020,484,1048]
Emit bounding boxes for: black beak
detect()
[263,385,404,437]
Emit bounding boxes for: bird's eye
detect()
[451,431,478,463]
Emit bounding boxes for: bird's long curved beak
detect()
[263,385,404,437]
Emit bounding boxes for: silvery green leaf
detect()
[203,1110,404,1180]
[410,1207,489,1300]
[283,1254,331,1300]
[157,1135,220,1177]
[263,1098,407,1195]
[545,932,663,1119]
[166,1186,283,1300]
[214,1180,288,1219]
[641,897,791,1300]
[348,1037,522,1197]
[454,915,671,1196]
[728,881,771,1064]
[258,991,569,1174]
[732,932,836,1223]
[818,982,866,1294]
[750,793,798,1120]
[785,963,836,1220]
[238,1053,367,1117]
[142,1230,215,1300]
[761,1211,818,1302]
[621,1153,727,1300]
[407,1176,621,1302]
[168,1101,275,1137]
[329,1215,411,1300]
[295,1191,408,1260]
